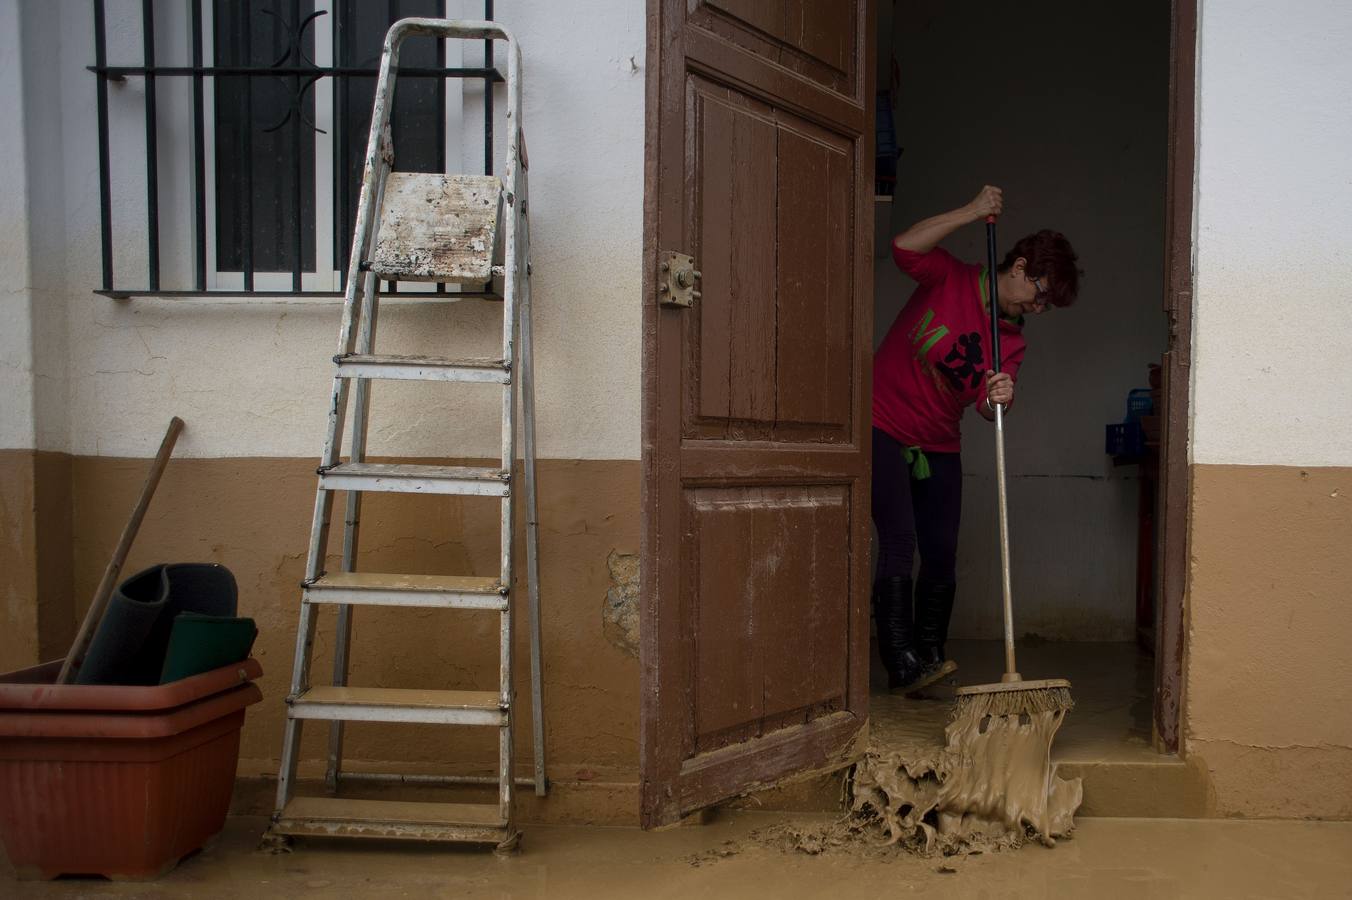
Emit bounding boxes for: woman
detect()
[872,185,1081,692]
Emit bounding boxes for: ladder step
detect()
[436,289,503,302]
[336,353,510,384]
[305,572,507,610]
[370,173,503,284]
[289,686,506,726]
[273,796,508,844]
[320,462,509,497]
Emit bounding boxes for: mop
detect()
[946,215,1075,843]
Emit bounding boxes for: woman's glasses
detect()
[1029,274,1050,309]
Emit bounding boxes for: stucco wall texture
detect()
[1183,0,1352,817]
[9,0,645,461]
[0,0,36,452]
[0,0,648,817]
[1185,465,1351,818]
[1191,0,1352,470]
[66,456,642,805]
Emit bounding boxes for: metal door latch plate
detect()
[657,250,701,308]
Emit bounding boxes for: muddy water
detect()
[851,699,1082,854]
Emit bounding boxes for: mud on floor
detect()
[690,694,1083,866]
[683,812,1037,873]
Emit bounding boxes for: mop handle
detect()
[986,216,1021,682]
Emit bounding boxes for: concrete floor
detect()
[871,640,1207,816]
[871,639,1154,756]
[5,812,1351,898]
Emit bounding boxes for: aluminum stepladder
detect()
[268,18,543,852]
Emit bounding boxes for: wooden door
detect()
[640,0,875,827]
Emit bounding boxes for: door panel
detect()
[687,484,850,753]
[691,82,779,431]
[695,0,857,93]
[641,0,873,828]
[774,126,852,430]
[686,77,855,443]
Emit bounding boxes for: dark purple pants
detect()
[871,427,962,585]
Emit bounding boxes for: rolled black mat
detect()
[77,563,238,686]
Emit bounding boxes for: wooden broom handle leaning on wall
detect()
[56,416,185,685]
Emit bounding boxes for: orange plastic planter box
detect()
[0,658,262,880]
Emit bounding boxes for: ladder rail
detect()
[495,27,524,831]
[383,17,515,48]
[517,166,546,797]
[301,30,405,582]
[328,228,387,789]
[279,29,399,816]
[274,595,313,813]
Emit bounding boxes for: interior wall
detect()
[878,0,1171,641]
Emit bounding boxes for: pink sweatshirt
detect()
[873,245,1026,452]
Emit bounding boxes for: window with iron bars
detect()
[91,0,501,299]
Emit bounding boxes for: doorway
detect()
[639,0,1197,826]
[869,0,1194,760]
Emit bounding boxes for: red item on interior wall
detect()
[0,658,262,880]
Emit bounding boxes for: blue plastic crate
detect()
[1125,388,1153,423]
[1106,421,1145,458]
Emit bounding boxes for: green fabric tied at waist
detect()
[903,445,931,480]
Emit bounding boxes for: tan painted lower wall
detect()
[10,453,1352,821]
[3,454,642,820]
[0,450,39,668]
[0,449,73,668]
[1185,463,1352,819]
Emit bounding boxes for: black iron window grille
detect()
[90,0,502,299]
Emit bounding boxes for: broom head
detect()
[954,677,1074,718]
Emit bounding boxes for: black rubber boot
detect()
[915,580,959,678]
[872,576,937,693]
[871,578,902,678]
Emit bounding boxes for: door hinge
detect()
[657,250,700,309]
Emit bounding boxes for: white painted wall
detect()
[881,0,1171,640]
[1191,0,1352,468]
[22,2,73,455]
[0,1,36,450]
[0,1,70,454]
[17,0,644,460]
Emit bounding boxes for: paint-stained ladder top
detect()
[369,173,503,284]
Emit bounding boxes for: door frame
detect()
[1155,0,1198,754]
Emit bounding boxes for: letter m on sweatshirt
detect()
[907,308,948,360]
